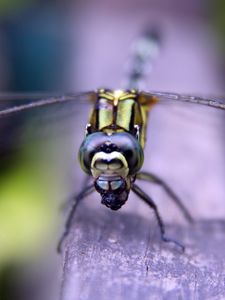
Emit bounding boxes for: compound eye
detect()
[122,146,141,174]
[111,132,144,175]
[82,148,95,170]
[78,132,107,174]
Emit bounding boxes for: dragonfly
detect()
[0,30,225,253]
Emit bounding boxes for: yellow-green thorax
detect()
[88,89,158,148]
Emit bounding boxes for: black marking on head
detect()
[94,176,129,210]
[101,190,129,210]
[100,142,118,153]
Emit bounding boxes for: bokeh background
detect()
[0,1,224,299]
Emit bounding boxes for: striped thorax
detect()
[78,89,157,210]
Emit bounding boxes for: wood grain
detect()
[60,201,225,300]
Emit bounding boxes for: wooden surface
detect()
[60,203,225,300]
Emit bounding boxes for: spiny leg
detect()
[57,183,95,253]
[136,171,193,223]
[132,183,185,252]
[60,175,92,213]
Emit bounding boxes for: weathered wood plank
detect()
[60,201,225,300]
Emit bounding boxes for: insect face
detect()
[79,132,144,175]
[78,131,144,209]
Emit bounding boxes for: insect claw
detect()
[162,235,185,253]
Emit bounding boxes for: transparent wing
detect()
[0,91,95,118]
[1,90,225,119]
[143,91,225,110]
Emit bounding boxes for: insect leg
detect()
[57,183,95,253]
[132,183,185,252]
[136,171,193,223]
[60,175,92,212]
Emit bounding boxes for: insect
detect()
[0,30,225,252]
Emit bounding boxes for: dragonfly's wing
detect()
[143,91,225,110]
[1,90,225,118]
[0,91,96,117]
